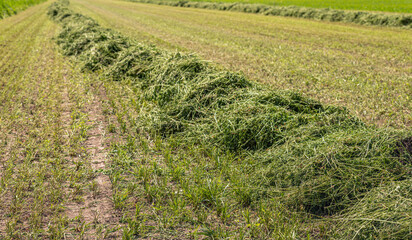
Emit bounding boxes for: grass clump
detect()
[335,179,412,239]
[105,45,160,80]
[127,0,412,28]
[248,128,410,214]
[49,1,130,71]
[48,0,412,238]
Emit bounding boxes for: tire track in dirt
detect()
[62,77,121,239]
[85,84,121,238]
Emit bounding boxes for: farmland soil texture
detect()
[0,0,411,239]
[45,0,412,239]
[0,1,122,238]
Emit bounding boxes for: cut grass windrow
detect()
[69,0,412,128]
[126,0,412,28]
[49,0,412,238]
[165,0,412,13]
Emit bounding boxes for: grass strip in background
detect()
[167,0,412,13]
[48,0,412,238]
[0,0,47,19]
[126,0,412,28]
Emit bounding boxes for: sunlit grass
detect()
[174,0,412,13]
[47,1,412,238]
[0,3,121,238]
[0,0,47,18]
[71,0,412,128]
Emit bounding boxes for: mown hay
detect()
[48,1,412,238]
[80,35,129,71]
[335,179,412,239]
[105,45,160,80]
[128,0,412,28]
[249,128,410,214]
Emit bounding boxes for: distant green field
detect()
[0,0,47,18]
[178,0,412,13]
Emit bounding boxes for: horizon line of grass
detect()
[166,0,412,13]
[0,0,47,19]
[125,0,412,28]
[47,0,412,238]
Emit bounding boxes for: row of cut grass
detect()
[127,0,412,28]
[171,0,412,13]
[48,0,412,238]
[70,0,412,128]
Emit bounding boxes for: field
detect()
[0,0,47,18]
[0,2,120,237]
[0,0,411,239]
[72,0,412,128]
[131,0,412,28]
[171,0,412,13]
